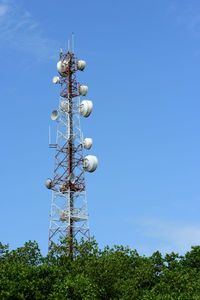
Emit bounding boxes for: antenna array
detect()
[46,39,98,254]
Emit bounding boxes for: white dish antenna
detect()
[51,110,60,121]
[60,100,69,112]
[57,57,70,76]
[79,100,93,117]
[79,85,88,96]
[45,178,52,189]
[83,155,98,172]
[52,76,60,84]
[57,61,65,76]
[83,138,93,150]
[77,60,86,71]
[69,172,76,184]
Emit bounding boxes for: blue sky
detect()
[1,0,200,256]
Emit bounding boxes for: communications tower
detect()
[46,41,98,254]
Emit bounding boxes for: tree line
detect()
[0,238,200,299]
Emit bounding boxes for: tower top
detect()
[67,33,74,53]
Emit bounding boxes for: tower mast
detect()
[46,41,98,254]
[67,51,73,252]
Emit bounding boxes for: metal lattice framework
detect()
[48,51,90,253]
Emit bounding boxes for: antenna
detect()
[49,125,57,149]
[68,38,71,52]
[72,32,74,53]
[49,125,51,145]
[47,43,98,255]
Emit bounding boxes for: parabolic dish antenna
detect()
[57,54,71,76]
[51,110,59,121]
[52,76,60,84]
[69,173,76,184]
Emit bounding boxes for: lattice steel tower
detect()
[46,42,98,254]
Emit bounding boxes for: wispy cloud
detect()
[128,217,200,255]
[0,4,8,16]
[0,0,57,61]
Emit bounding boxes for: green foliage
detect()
[1,239,200,299]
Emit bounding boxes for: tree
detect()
[1,238,200,299]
